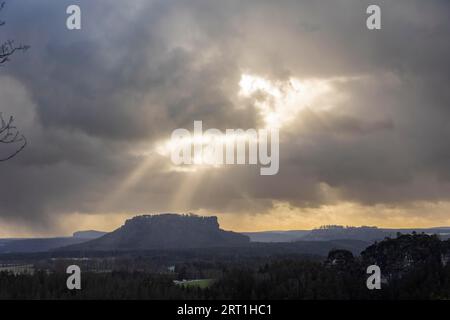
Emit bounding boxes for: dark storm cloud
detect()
[0,0,449,232]
[3,0,255,140]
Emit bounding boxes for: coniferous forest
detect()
[0,234,449,300]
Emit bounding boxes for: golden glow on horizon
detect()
[2,200,450,238]
[202,201,450,232]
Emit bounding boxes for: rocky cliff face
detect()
[63,214,250,251]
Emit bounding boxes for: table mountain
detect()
[62,214,250,251]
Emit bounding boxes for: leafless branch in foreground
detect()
[0,113,27,161]
[0,1,28,161]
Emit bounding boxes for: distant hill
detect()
[73,230,107,239]
[61,214,250,251]
[299,226,388,242]
[0,230,106,254]
[299,226,450,242]
[242,226,450,243]
[243,230,310,242]
[0,237,87,254]
[2,219,449,254]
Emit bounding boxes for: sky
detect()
[0,0,450,237]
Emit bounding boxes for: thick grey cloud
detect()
[0,0,449,233]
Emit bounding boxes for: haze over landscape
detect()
[1,1,450,303]
[0,213,448,255]
[1,0,450,238]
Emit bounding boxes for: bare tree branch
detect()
[0,39,29,64]
[0,2,5,21]
[0,2,6,27]
[0,113,27,161]
[0,2,29,65]
[1,41,29,62]
[0,1,28,161]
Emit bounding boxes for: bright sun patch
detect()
[155,74,335,171]
[239,74,335,129]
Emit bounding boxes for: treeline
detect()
[0,234,449,299]
[204,234,450,300]
[0,272,191,300]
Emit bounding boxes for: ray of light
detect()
[98,153,159,212]
[170,169,207,210]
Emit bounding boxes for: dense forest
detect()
[0,234,449,299]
